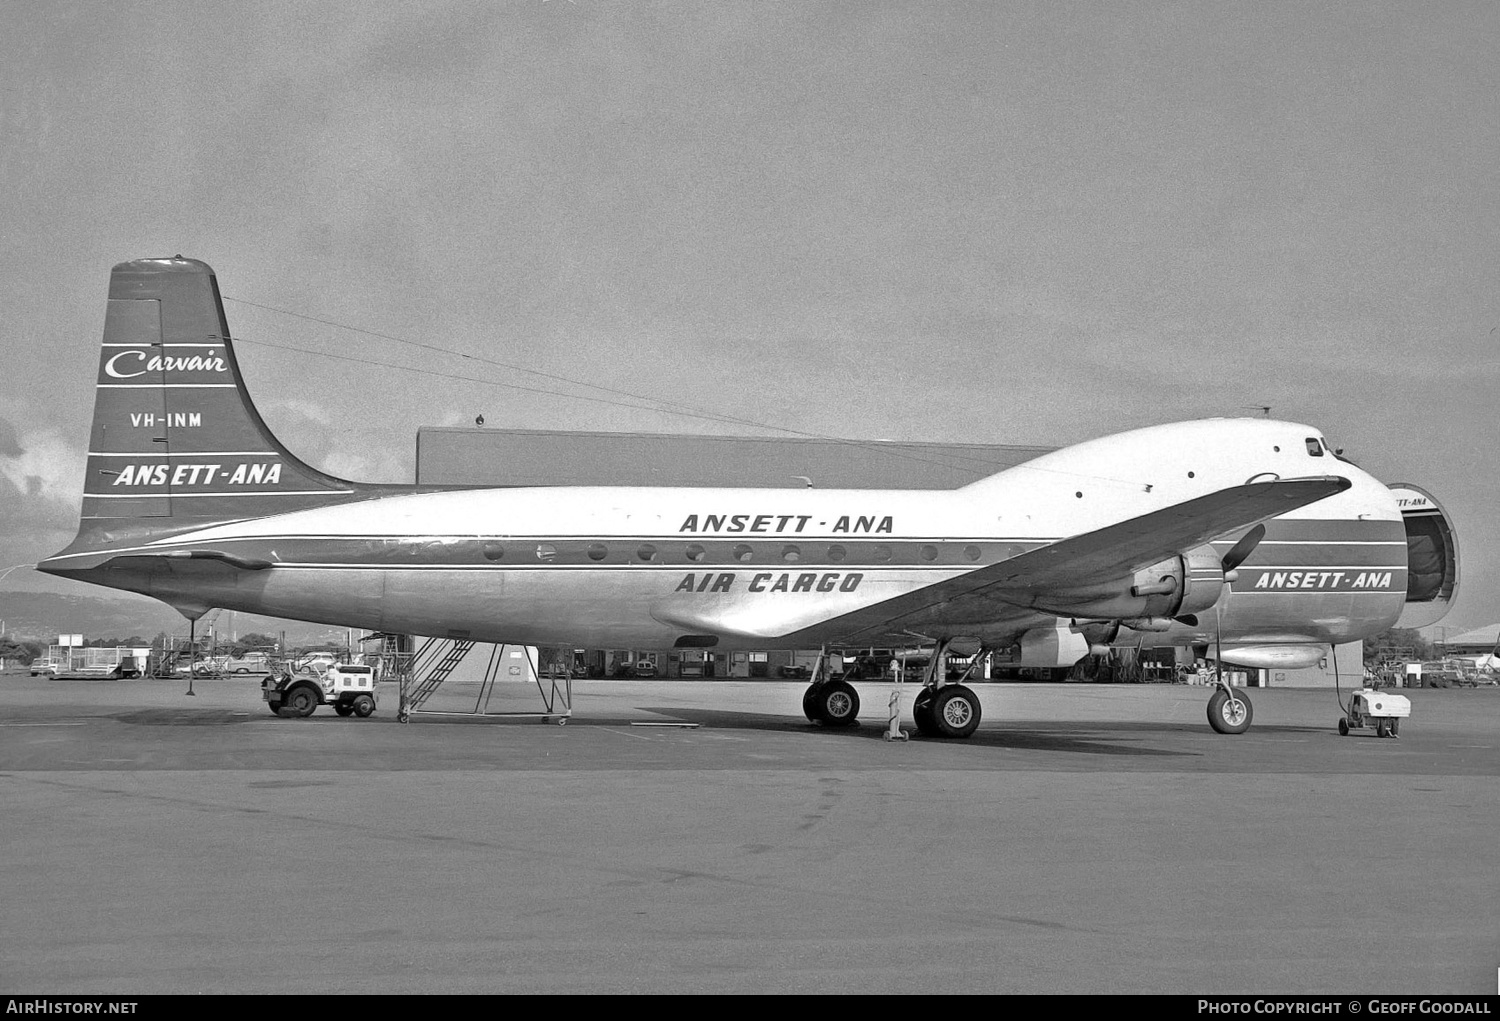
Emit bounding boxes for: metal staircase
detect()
[395,638,573,725]
[399,638,476,718]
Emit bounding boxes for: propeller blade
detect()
[1221,524,1266,573]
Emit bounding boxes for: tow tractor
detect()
[264,663,378,718]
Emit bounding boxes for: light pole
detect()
[185,617,197,697]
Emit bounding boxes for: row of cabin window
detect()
[480,542,989,564]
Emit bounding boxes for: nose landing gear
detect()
[1206,681,1253,735]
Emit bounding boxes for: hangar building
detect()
[415,427,1052,489]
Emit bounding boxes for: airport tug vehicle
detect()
[264,663,378,718]
[1338,688,1410,738]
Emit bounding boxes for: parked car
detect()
[174,659,220,677]
[222,652,270,674]
[1417,661,1462,688]
[294,653,339,675]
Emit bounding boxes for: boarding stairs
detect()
[396,638,572,725]
[400,638,476,715]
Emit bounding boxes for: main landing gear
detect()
[800,642,985,739]
[802,675,861,727]
[800,651,864,727]
[911,683,982,739]
[910,641,983,739]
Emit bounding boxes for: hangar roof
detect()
[1440,625,1499,650]
[415,427,1054,489]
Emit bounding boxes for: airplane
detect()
[38,257,1457,738]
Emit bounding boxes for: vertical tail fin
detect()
[69,257,360,547]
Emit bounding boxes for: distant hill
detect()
[0,591,351,647]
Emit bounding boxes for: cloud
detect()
[0,421,85,530]
[262,399,413,484]
[270,398,335,428]
[0,417,22,458]
[0,421,86,586]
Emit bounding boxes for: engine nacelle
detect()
[1176,544,1229,618]
[1030,545,1226,620]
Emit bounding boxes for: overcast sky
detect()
[1,1,1496,634]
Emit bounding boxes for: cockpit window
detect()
[1305,438,1323,457]
[1320,436,1356,464]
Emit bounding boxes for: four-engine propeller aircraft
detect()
[39,258,1457,737]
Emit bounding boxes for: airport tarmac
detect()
[1,673,1496,994]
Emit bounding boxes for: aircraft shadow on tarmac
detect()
[112,708,265,726]
[99,706,1328,761]
[628,706,1343,757]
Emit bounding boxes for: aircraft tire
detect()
[801,684,822,723]
[1207,688,1252,735]
[812,679,860,727]
[267,702,283,717]
[334,703,354,717]
[928,685,981,739]
[352,694,376,718]
[285,684,320,718]
[911,691,939,737]
[1337,717,1349,736]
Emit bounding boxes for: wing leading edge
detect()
[782,475,1353,647]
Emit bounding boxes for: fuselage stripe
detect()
[82,490,355,499]
[87,451,281,457]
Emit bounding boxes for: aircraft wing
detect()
[783,475,1352,647]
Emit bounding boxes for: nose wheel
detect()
[1206,685,1253,734]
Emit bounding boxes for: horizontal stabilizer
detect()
[101,550,274,571]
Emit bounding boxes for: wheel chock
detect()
[884,690,908,742]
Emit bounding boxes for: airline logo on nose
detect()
[1242,569,1400,591]
[103,349,229,378]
